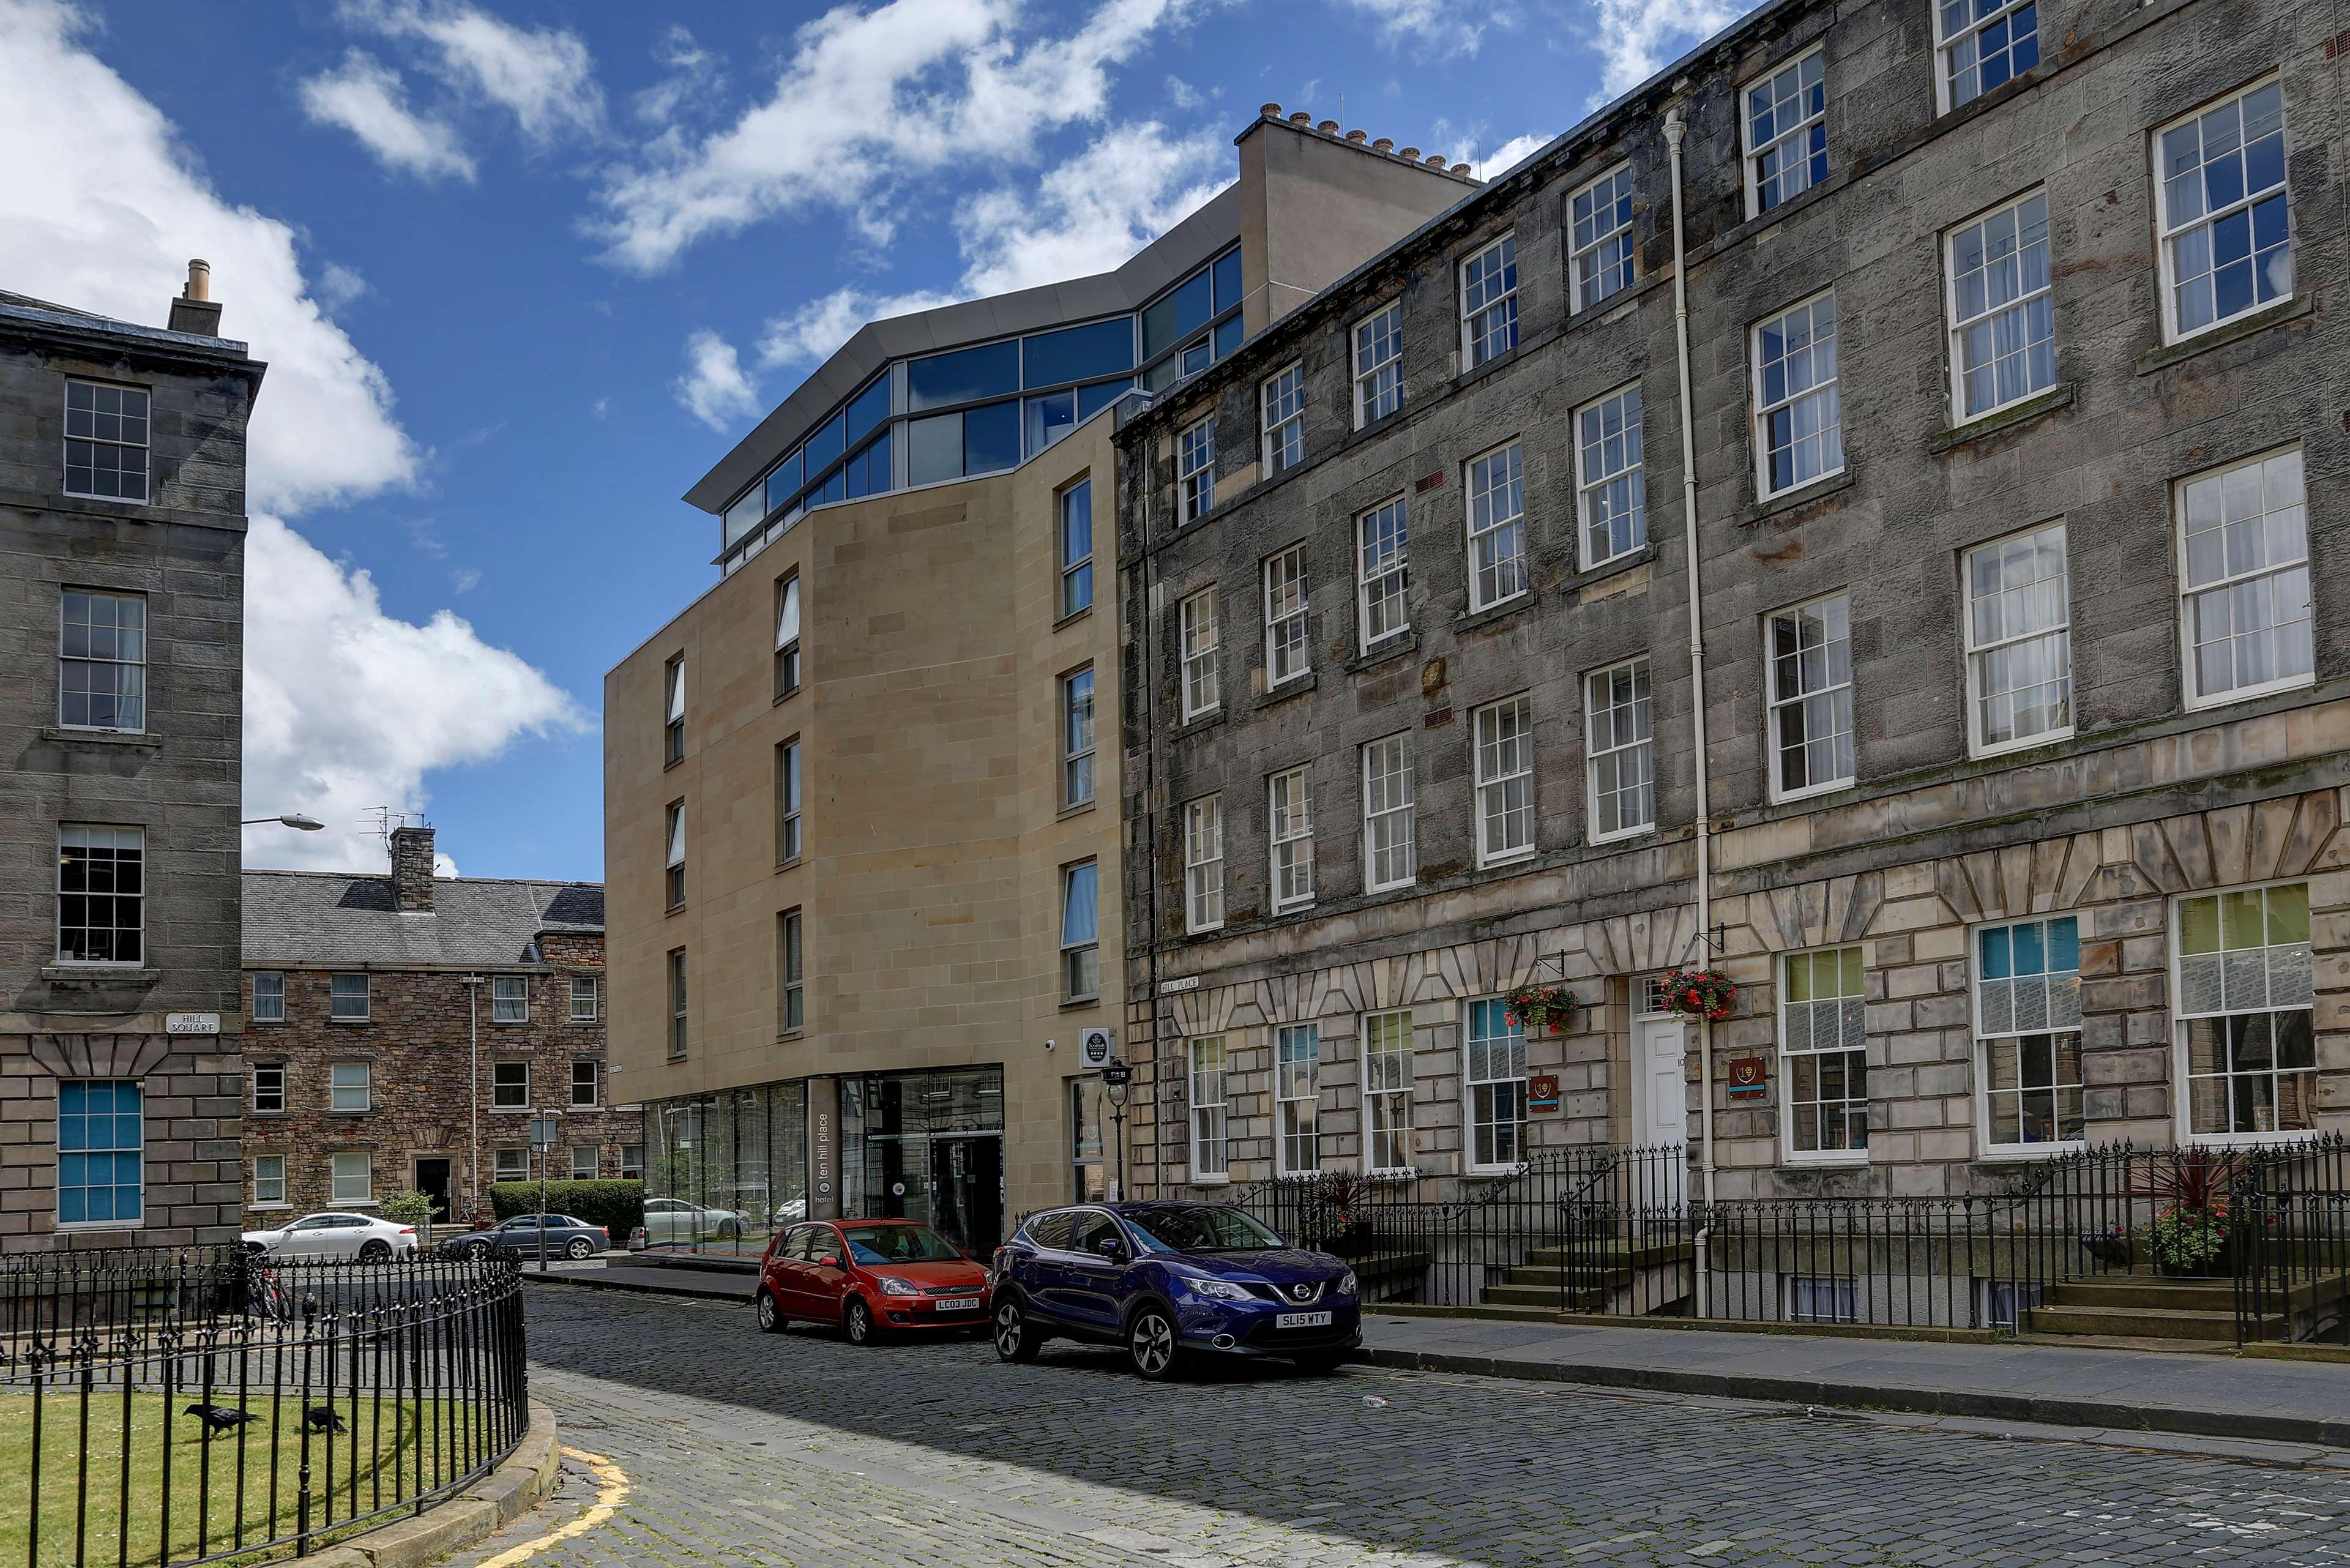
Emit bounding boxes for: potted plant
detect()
[2133,1149,2247,1277]
[1504,982,1580,1034]
[1307,1174,1376,1257]
[1660,966,1737,1021]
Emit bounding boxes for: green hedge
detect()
[488,1179,644,1238]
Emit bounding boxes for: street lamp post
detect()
[531,1110,565,1272]
[1101,1059,1133,1203]
[241,814,325,831]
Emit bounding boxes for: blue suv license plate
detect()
[1276,1310,1332,1329]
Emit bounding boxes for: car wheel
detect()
[1127,1305,1180,1381]
[1292,1352,1349,1376]
[358,1240,390,1263]
[565,1237,594,1260]
[843,1296,878,1346]
[993,1297,1040,1364]
[718,1218,741,1239]
[755,1290,787,1334]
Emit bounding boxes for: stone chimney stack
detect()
[168,258,223,336]
[390,826,436,913]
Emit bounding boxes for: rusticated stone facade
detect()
[1116,0,2350,1200]
[241,829,639,1226]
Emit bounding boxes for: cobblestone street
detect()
[436,1284,2350,1567]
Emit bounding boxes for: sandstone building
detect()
[240,826,635,1225]
[605,117,1480,1245]
[0,269,263,1251]
[1115,0,2346,1204]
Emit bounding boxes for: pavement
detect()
[444,1282,2350,1568]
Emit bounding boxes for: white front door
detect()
[1632,1017,1689,1211]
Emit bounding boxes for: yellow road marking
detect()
[471,1446,630,1568]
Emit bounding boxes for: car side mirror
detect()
[1094,1236,1126,1260]
[818,1255,841,1270]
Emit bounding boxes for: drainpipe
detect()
[1664,108,1719,1239]
[461,974,485,1219]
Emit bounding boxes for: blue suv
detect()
[990,1201,1360,1379]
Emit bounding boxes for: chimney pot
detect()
[184,259,211,302]
[1451,161,1472,174]
[168,259,224,335]
[1261,102,1281,117]
[390,825,437,913]
[1289,111,1311,125]
[1373,137,1395,153]
[1399,146,1420,160]
[1425,152,1447,166]
[1316,119,1340,133]
[1345,129,1367,143]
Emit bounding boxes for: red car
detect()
[755,1217,993,1345]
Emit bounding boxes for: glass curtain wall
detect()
[646,1081,809,1256]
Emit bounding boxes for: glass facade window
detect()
[1965,522,2072,754]
[1947,192,2054,420]
[1466,999,1527,1170]
[59,589,146,732]
[1939,0,2036,108]
[1745,48,1828,215]
[1024,318,1134,386]
[1575,387,1644,569]
[1189,1037,1228,1178]
[1026,390,1076,457]
[1977,916,2084,1149]
[1362,735,1415,893]
[803,411,846,475]
[844,430,890,499]
[1061,861,1099,1001]
[909,339,1020,411]
[845,376,890,444]
[2176,883,2314,1138]
[1767,592,1855,799]
[1586,658,1655,841]
[1783,947,1868,1158]
[838,1066,1004,1245]
[1753,293,1842,496]
[1357,497,1409,648]
[1275,1024,1320,1174]
[58,1080,142,1226]
[2176,448,2311,708]
[56,824,143,965]
[2155,79,2289,341]
[1180,588,1220,719]
[1363,1012,1414,1171]
[765,449,804,514]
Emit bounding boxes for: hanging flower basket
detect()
[1504,982,1580,1034]
[1660,966,1737,1021]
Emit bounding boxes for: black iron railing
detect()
[1,1246,528,1568]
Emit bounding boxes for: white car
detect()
[641,1197,745,1243]
[242,1211,420,1261]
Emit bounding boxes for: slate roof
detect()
[242,870,602,969]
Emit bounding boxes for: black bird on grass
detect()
[184,1403,259,1435]
[304,1405,348,1433]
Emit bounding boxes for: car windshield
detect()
[1123,1206,1289,1254]
[840,1225,964,1264]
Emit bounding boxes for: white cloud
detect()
[1338,0,1493,53]
[591,0,1195,274]
[1460,130,1552,181]
[756,122,1226,371]
[674,329,763,430]
[299,50,477,182]
[242,517,581,872]
[633,24,722,130]
[451,567,481,594]
[317,261,371,312]
[0,0,578,874]
[1164,74,1200,110]
[343,0,602,143]
[1589,0,1754,102]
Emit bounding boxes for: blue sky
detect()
[0,0,1747,882]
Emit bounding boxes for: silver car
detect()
[242,1211,420,1261]
[641,1197,745,1242]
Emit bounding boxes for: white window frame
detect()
[1741,45,1828,218]
[570,1059,600,1108]
[1963,521,2073,758]
[777,737,802,862]
[1972,914,2087,1157]
[1061,860,1100,1002]
[1179,588,1220,719]
[1764,591,1856,804]
[570,1148,599,1180]
[252,1154,288,1208]
[330,1151,373,1207]
[1751,291,1843,499]
[1263,545,1310,686]
[1472,694,1535,868]
[58,588,147,734]
[2174,446,2312,712]
[1460,234,1519,369]
[1275,1023,1320,1174]
[1786,1275,1859,1323]
[663,655,685,764]
[330,973,370,1022]
[252,1062,286,1115]
[330,1061,371,1114]
[494,1148,529,1183]
[1574,385,1645,570]
[1356,497,1409,649]
[1934,0,2039,113]
[491,1060,530,1110]
[1352,301,1403,427]
[1464,441,1527,613]
[1260,364,1304,477]
[1780,946,1869,1165]
[252,971,285,1024]
[56,1080,143,1229]
[1184,796,1224,934]
[2171,879,2316,1147]
[1585,657,1655,843]
[1061,666,1096,808]
[1188,1036,1229,1181]
[1268,767,1314,913]
[1362,1010,1415,1173]
[1464,997,1528,1173]
[61,379,151,504]
[54,824,144,968]
[570,975,599,1023]
[1569,163,1636,313]
[774,575,802,697]
[1944,190,2056,424]
[1361,734,1416,894]
[1177,418,1216,523]
[1058,477,1094,620]
[491,974,529,1024]
[2152,75,2292,346]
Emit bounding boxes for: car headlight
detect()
[875,1275,921,1297]
[1182,1277,1252,1302]
[1337,1271,1359,1297]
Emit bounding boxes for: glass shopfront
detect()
[645,1081,808,1256]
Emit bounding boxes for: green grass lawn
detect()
[0,1389,482,1567]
